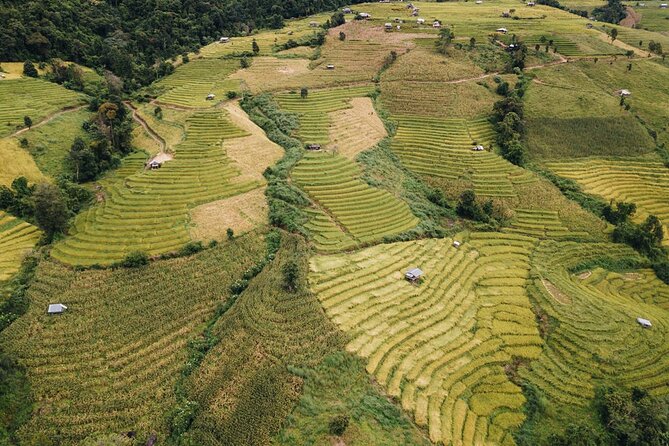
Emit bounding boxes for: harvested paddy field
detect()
[327,97,387,159]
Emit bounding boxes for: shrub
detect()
[180,241,204,256]
[226,228,234,240]
[121,251,149,268]
[282,260,299,292]
[328,415,349,436]
[226,90,238,99]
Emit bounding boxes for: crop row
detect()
[293,151,419,247]
[51,110,259,265]
[392,115,535,197]
[546,157,669,246]
[309,232,542,445]
[0,78,85,137]
[522,240,669,405]
[0,211,40,281]
[503,208,589,239]
[0,236,265,442]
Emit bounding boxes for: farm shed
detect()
[219,37,230,43]
[148,160,162,170]
[527,1,536,5]
[453,241,461,248]
[385,22,393,30]
[343,7,352,13]
[417,18,425,24]
[206,93,216,100]
[476,1,483,4]
[433,20,442,28]
[496,27,509,33]
[472,145,485,151]
[616,89,631,97]
[359,12,371,19]
[661,3,668,8]
[637,317,652,328]
[405,268,424,282]
[326,64,335,70]
[307,143,322,151]
[47,304,68,314]
[586,23,594,28]
[310,21,319,27]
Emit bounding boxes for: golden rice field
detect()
[523,240,669,406]
[310,233,543,446]
[392,115,535,198]
[503,208,590,240]
[51,109,260,265]
[0,211,40,282]
[275,85,376,144]
[293,151,419,247]
[0,235,265,443]
[546,157,669,246]
[327,97,387,159]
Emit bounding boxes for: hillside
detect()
[0,1,668,446]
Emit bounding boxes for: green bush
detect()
[121,251,149,268]
[328,415,349,436]
[180,241,205,256]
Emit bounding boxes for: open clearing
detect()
[221,100,284,182]
[189,187,268,241]
[327,97,387,159]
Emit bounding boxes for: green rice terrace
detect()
[0,0,668,445]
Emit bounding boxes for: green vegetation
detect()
[0,78,85,138]
[0,234,266,444]
[51,109,259,265]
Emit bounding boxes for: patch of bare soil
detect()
[221,101,284,182]
[577,271,592,280]
[542,278,572,304]
[620,6,642,28]
[328,97,387,159]
[622,272,642,281]
[189,188,268,241]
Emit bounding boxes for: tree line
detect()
[0,0,363,89]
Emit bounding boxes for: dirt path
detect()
[595,31,650,57]
[10,105,86,138]
[124,101,167,153]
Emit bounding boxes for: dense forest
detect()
[0,0,361,88]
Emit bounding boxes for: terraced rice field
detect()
[51,110,260,265]
[0,211,40,282]
[392,116,535,197]
[546,158,669,246]
[310,233,543,446]
[523,241,669,407]
[524,33,623,56]
[580,267,669,311]
[0,78,85,137]
[155,58,241,107]
[293,151,419,246]
[504,209,589,239]
[0,236,265,443]
[275,85,376,145]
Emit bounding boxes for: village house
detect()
[433,20,442,28]
[637,317,652,328]
[405,268,424,282]
[47,304,68,314]
[417,17,426,24]
[219,37,230,43]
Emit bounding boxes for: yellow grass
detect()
[0,211,40,282]
[0,138,46,186]
[189,187,268,241]
[230,57,312,93]
[221,101,284,182]
[327,97,387,158]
